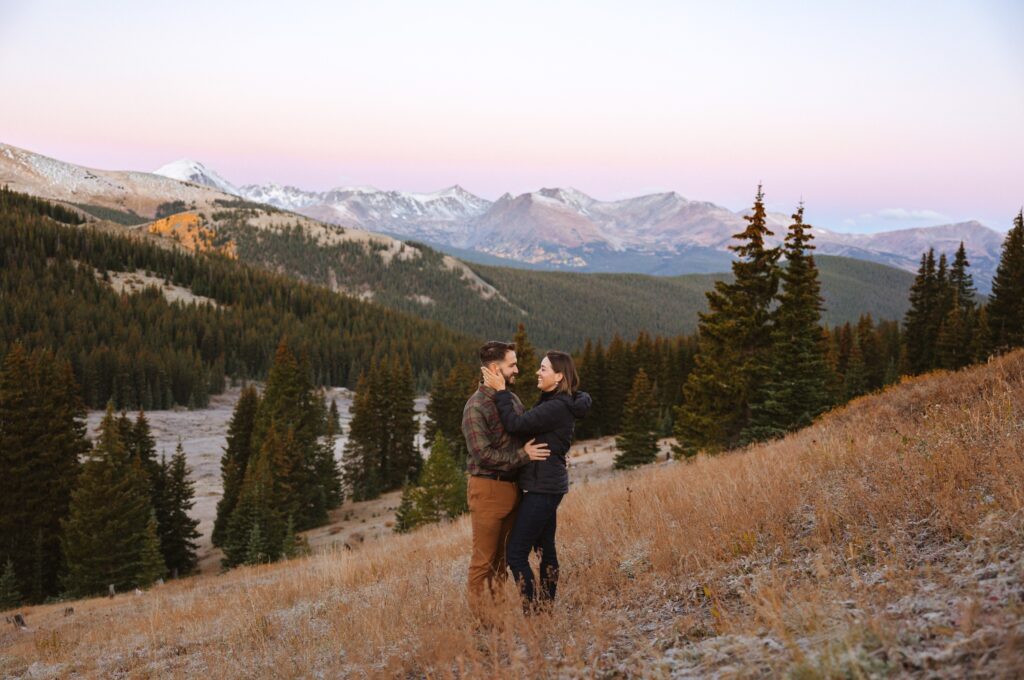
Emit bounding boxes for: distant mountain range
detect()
[0,142,923,347]
[153,158,1007,292]
[0,141,1004,293]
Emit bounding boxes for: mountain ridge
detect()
[144,153,1003,291]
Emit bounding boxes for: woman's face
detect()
[536,356,563,393]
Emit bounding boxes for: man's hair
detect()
[479,340,515,365]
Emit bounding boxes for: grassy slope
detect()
[3,351,1021,677]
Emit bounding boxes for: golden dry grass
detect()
[2,351,1023,678]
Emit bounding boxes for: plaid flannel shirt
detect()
[462,384,528,475]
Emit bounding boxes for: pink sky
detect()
[1,0,1022,230]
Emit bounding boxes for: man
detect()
[462,340,548,618]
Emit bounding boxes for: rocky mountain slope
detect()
[149,156,1005,290]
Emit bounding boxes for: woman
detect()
[481,351,591,611]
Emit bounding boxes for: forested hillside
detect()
[210,206,915,349]
[0,188,472,409]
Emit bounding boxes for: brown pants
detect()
[467,476,519,615]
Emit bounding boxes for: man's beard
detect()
[505,372,517,385]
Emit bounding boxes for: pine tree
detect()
[382,358,421,490]
[0,558,21,611]
[250,340,327,530]
[988,210,1024,352]
[129,411,161,491]
[577,340,608,439]
[843,338,869,400]
[393,481,421,534]
[604,334,636,434]
[510,323,540,408]
[316,397,344,510]
[280,515,308,559]
[741,204,832,443]
[424,363,477,468]
[343,373,383,502]
[394,433,466,533]
[62,404,156,596]
[949,242,977,308]
[902,249,938,374]
[0,346,88,602]
[212,385,260,547]
[159,443,200,577]
[343,359,422,501]
[971,305,993,362]
[615,369,659,468]
[244,519,268,566]
[936,296,970,370]
[674,186,781,455]
[136,511,167,587]
[222,446,280,568]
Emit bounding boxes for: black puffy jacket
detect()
[493,388,592,494]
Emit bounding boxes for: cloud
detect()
[858,208,952,223]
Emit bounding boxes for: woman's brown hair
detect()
[545,351,579,395]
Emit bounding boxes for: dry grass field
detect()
[2,351,1023,678]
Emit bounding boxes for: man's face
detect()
[490,350,518,385]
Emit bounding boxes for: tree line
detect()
[0,186,474,411]
[0,345,200,607]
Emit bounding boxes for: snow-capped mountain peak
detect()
[154,159,239,196]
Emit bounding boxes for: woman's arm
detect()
[494,391,564,436]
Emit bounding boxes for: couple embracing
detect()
[461,340,592,617]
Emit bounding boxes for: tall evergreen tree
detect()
[212,385,260,547]
[249,340,328,530]
[577,340,608,439]
[384,358,421,490]
[937,296,966,368]
[741,204,832,443]
[316,397,344,510]
[988,210,1024,352]
[424,362,477,467]
[604,334,635,435]
[674,186,781,455]
[137,510,167,587]
[61,404,156,596]
[0,558,21,611]
[0,345,88,602]
[615,369,659,468]
[971,305,993,361]
[343,373,384,501]
[222,442,280,568]
[902,249,939,374]
[158,443,200,577]
[510,323,540,408]
[950,242,977,308]
[343,359,421,500]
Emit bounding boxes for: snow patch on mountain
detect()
[154,159,239,196]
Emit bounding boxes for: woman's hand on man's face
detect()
[481,365,506,391]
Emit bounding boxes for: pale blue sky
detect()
[1,0,1021,231]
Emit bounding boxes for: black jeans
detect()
[506,491,564,607]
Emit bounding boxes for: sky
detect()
[1,0,1022,232]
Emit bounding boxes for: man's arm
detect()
[462,404,529,469]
